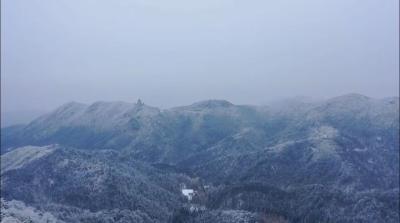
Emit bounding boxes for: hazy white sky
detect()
[1,0,399,112]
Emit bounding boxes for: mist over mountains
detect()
[1,93,399,223]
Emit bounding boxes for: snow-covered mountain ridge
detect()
[1,93,399,222]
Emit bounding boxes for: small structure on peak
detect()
[136,99,144,106]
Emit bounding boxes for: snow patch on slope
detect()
[1,199,63,223]
[26,101,161,133]
[310,126,338,140]
[1,145,56,174]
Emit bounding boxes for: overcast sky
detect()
[1,0,399,112]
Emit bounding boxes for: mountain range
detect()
[1,93,399,223]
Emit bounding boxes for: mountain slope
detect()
[1,94,398,222]
[1,146,192,223]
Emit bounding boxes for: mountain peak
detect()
[51,102,88,117]
[190,100,234,108]
[57,101,87,110]
[330,93,370,101]
[87,101,134,111]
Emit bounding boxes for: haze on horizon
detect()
[1,0,399,115]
